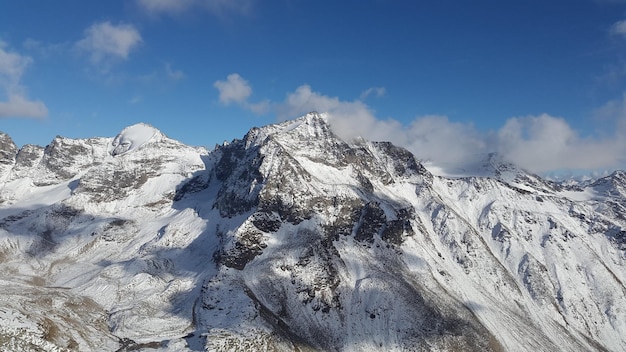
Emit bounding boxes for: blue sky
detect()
[2,0,626,174]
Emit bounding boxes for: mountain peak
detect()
[0,132,17,165]
[243,111,334,149]
[111,123,162,156]
[302,110,328,123]
[590,169,626,200]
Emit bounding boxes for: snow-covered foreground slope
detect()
[0,115,625,351]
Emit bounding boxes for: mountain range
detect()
[0,112,624,351]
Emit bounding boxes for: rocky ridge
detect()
[0,114,624,351]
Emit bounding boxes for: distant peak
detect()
[611,170,626,178]
[111,123,161,156]
[243,112,336,148]
[302,111,328,121]
[0,132,16,147]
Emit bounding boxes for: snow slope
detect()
[111,123,160,156]
[0,113,624,351]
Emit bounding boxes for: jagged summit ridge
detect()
[244,111,333,148]
[0,114,625,351]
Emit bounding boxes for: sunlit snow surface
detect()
[111,123,159,156]
[0,113,624,351]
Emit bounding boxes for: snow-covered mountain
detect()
[0,113,624,351]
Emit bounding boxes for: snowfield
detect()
[111,123,160,156]
[0,113,625,351]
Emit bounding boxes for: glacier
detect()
[0,114,624,351]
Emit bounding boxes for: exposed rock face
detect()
[0,132,18,179]
[0,114,625,351]
[13,144,44,179]
[36,137,97,186]
[0,133,17,164]
[591,170,626,202]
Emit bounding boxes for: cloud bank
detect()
[272,84,490,171]
[0,42,48,119]
[215,73,626,174]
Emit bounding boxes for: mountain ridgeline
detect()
[0,113,624,351]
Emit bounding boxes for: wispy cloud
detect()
[76,21,142,66]
[0,43,31,86]
[0,42,48,119]
[217,73,626,174]
[360,87,386,100]
[594,92,626,133]
[135,0,254,17]
[128,96,142,104]
[133,63,186,86]
[22,38,68,58]
[165,63,185,80]
[610,20,626,38]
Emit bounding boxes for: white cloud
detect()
[0,94,48,119]
[403,116,487,168]
[136,0,253,17]
[214,73,252,105]
[0,43,48,119]
[76,22,142,64]
[611,20,626,38]
[275,84,400,142]
[494,114,624,172]
[214,73,269,113]
[0,42,31,86]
